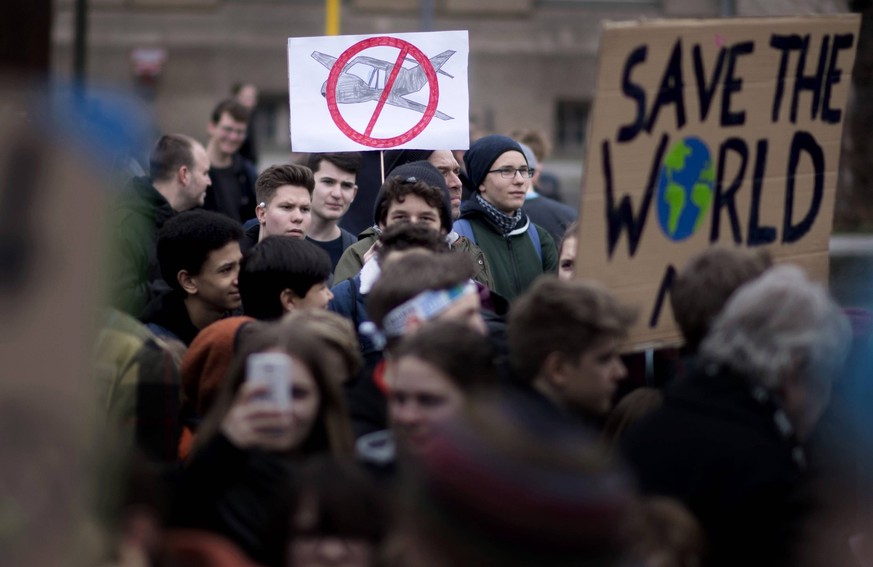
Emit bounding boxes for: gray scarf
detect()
[476,193,522,236]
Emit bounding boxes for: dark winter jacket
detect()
[240,220,260,255]
[454,199,557,302]
[109,176,176,318]
[141,289,200,346]
[621,364,814,567]
[522,192,578,242]
[170,433,296,567]
[205,154,257,223]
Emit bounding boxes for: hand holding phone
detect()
[221,352,295,449]
[246,352,292,411]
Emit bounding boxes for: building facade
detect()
[51,0,849,199]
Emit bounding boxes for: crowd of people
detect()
[83,87,873,567]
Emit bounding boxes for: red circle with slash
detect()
[325,36,439,148]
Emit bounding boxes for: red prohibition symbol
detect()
[325,36,440,148]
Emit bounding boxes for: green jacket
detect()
[109,177,176,317]
[332,225,495,291]
[333,226,380,284]
[455,210,557,302]
[449,232,495,291]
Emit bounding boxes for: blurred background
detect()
[33,0,865,214]
[3,0,873,299]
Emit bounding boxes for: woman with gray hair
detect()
[621,263,851,567]
[699,264,851,440]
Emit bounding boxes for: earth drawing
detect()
[655,137,715,241]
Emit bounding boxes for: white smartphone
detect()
[246,352,292,411]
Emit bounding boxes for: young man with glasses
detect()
[204,99,258,223]
[454,134,557,301]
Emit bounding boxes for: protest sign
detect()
[577,15,861,350]
[288,30,469,152]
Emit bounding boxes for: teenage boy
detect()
[457,134,557,301]
[304,152,362,271]
[507,278,636,423]
[330,223,449,362]
[355,253,490,470]
[348,250,486,439]
[340,148,463,236]
[242,164,314,253]
[333,161,491,290]
[356,321,497,478]
[204,99,257,223]
[142,210,244,346]
[238,236,333,320]
[366,252,487,353]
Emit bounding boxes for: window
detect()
[555,99,590,156]
[254,93,289,153]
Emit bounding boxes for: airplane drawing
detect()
[311,49,455,120]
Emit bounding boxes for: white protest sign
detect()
[288,30,469,152]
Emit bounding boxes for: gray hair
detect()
[699,264,850,390]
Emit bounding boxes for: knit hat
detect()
[463,134,526,192]
[372,160,453,232]
[180,316,254,418]
[517,141,538,171]
[402,395,634,567]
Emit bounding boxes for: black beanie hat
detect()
[372,160,453,233]
[463,134,526,192]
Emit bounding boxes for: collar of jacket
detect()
[460,196,531,237]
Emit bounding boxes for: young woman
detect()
[170,318,354,567]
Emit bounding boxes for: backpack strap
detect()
[453,218,476,243]
[527,223,542,263]
[454,218,543,262]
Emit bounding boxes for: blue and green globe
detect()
[656,137,714,241]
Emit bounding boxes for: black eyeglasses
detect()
[487,166,533,179]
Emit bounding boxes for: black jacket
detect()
[241,220,260,255]
[522,193,578,242]
[205,154,257,223]
[141,289,200,346]
[170,433,297,567]
[621,365,813,567]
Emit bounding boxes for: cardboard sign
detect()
[577,15,860,350]
[288,30,469,152]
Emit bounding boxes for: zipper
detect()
[507,234,520,296]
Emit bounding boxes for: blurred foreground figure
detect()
[622,265,851,567]
[0,82,152,566]
[393,395,635,567]
[508,277,636,424]
[287,457,386,567]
